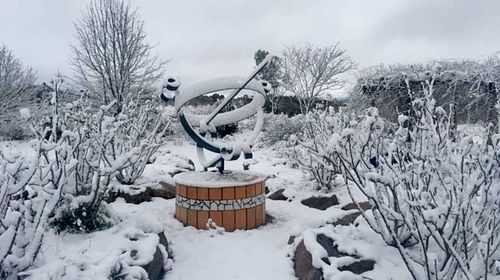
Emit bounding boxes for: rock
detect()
[341,201,371,211]
[107,181,176,204]
[338,259,376,274]
[265,213,275,224]
[287,235,296,245]
[321,257,330,265]
[265,186,270,194]
[157,181,176,199]
[268,189,287,200]
[293,233,375,279]
[293,241,322,280]
[316,234,342,258]
[143,245,164,279]
[142,232,171,280]
[315,234,375,275]
[158,231,169,251]
[332,212,362,227]
[301,195,339,210]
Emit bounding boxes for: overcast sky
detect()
[1,0,500,86]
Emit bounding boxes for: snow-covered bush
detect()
[261,113,305,145]
[0,102,80,278]
[47,96,169,232]
[106,102,170,185]
[334,76,500,279]
[286,108,348,190]
[0,123,30,141]
[21,78,113,233]
[0,146,39,279]
[30,76,169,233]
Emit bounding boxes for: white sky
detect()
[1,0,499,86]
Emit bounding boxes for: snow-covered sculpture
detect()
[162,54,274,173]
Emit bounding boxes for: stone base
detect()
[173,170,266,231]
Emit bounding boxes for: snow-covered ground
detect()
[3,140,412,280]
[153,144,409,280]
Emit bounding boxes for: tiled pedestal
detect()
[173,171,266,231]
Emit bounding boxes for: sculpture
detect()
[161,54,274,173]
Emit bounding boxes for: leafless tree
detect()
[71,0,166,112]
[254,50,287,113]
[282,43,354,114]
[0,44,36,112]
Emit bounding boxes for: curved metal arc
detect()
[205,54,274,125]
[182,93,265,128]
[178,111,220,153]
[174,77,265,113]
[172,54,274,173]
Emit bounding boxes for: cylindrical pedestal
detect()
[173,170,266,231]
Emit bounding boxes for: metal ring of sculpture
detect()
[161,55,274,173]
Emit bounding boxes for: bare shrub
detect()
[334,76,500,279]
[287,108,347,190]
[71,0,165,112]
[261,113,304,146]
[282,43,354,114]
[0,44,36,112]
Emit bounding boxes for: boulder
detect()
[316,234,375,275]
[301,195,339,210]
[341,201,371,211]
[143,245,164,279]
[268,189,287,201]
[293,233,376,279]
[107,181,176,204]
[157,181,177,199]
[293,241,322,280]
[332,212,362,227]
[142,232,171,280]
[316,234,344,258]
[338,259,376,275]
[265,213,275,224]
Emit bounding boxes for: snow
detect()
[19,108,31,120]
[2,140,426,280]
[9,143,390,280]
[292,222,412,280]
[173,170,265,188]
[133,144,411,280]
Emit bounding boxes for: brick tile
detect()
[187,209,197,227]
[247,184,256,197]
[256,182,263,194]
[197,188,209,200]
[255,205,263,226]
[222,187,235,200]
[261,202,266,224]
[223,210,235,232]
[247,207,256,229]
[209,188,222,200]
[179,185,187,197]
[235,186,247,199]
[187,187,197,199]
[197,211,209,229]
[178,206,188,225]
[235,209,247,229]
[209,211,223,227]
